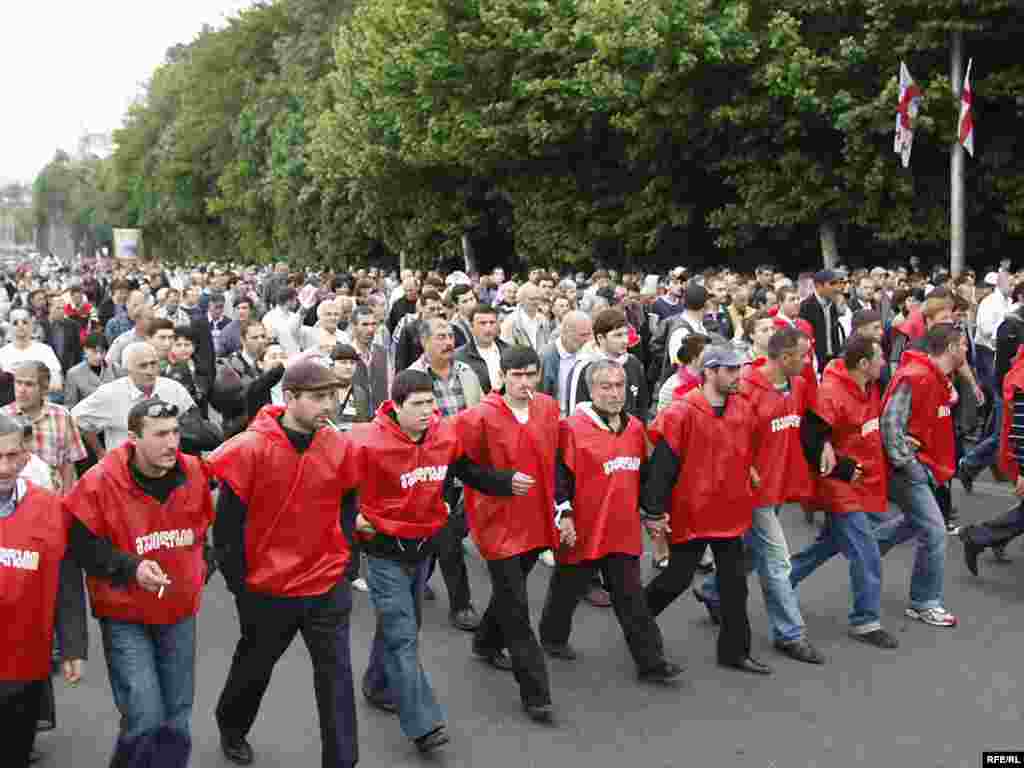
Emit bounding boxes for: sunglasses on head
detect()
[143,402,180,419]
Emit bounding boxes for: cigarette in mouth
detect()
[326,418,340,431]
[527,390,534,401]
[158,585,165,599]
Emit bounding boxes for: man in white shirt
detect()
[500,282,550,351]
[71,341,195,455]
[0,308,63,393]
[974,271,1011,394]
[299,299,349,351]
[262,287,302,355]
[538,311,592,414]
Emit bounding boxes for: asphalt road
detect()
[38,481,1024,768]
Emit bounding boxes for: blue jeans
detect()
[364,556,445,740]
[100,616,196,768]
[700,506,805,643]
[790,512,884,632]
[963,392,1002,473]
[875,461,947,610]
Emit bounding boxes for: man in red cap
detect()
[208,358,360,767]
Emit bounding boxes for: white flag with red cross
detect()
[894,61,922,168]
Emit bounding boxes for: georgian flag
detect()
[959,58,975,157]
[894,61,922,168]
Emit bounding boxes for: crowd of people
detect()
[1,254,1023,768]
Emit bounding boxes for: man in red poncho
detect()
[789,334,899,649]
[208,359,360,767]
[458,345,560,722]
[0,414,86,768]
[348,369,523,754]
[67,398,214,768]
[642,345,771,676]
[537,359,682,682]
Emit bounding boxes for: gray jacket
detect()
[64,360,118,409]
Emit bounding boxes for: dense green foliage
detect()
[36,0,1024,271]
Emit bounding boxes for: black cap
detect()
[851,309,882,330]
[814,269,841,284]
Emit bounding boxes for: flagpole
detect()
[950,29,966,276]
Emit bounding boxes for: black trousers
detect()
[1,680,44,768]
[427,491,472,612]
[965,501,1024,548]
[539,554,665,671]
[216,581,358,768]
[475,549,551,707]
[645,537,751,665]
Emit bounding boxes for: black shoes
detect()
[414,726,450,754]
[450,606,481,632]
[220,730,255,766]
[522,702,554,723]
[423,584,437,601]
[959,526,984,576]
[473,644,514,671]
[541,642,578,661]
[774,637,826,665]
[362,678,398,714]
[957,458,975,494]
[638,660,685,683]
[851,628,899,649]
[719,656,773,675]
[693,587,721,625]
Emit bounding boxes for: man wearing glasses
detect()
[0,309,63,395]
[65,399,215,768]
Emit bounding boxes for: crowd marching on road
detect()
[3,254,1024,768]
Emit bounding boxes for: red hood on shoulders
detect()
[894,309,926,340]
[822,358,876,402]
[371,400,444,441]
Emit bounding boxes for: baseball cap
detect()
[851,309,882,330]
[702,345,744,369]
[281,358,341,392]
[813,269,841,284]
[984,271,999,287]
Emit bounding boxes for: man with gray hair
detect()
[72,342,196,455]
[538,359,682,682]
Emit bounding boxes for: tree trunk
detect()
[461,233,476,274]
[819,220,839,269]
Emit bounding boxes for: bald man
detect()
[72,342,196,455]
[540,311,593,414]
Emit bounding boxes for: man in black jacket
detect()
[799,270,846,369]
[567,308,649,422]
[454,304,508,395]
[43,295,83,377]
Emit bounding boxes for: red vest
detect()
[67,446,213,625]
[998,349,1024,480]
[0,484,69,681]
[208,406,357,597]
[349,403,460,540]
[741,359,814,506]
[559,408,645,564]
[458,392,559,560]
[655,389,755,544]
[815,359,888,514]
[882,350,956,483]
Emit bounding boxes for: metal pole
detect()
[950,29,966,276]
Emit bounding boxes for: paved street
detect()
[39,482,1024,768]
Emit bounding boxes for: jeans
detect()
[1,680,43,768]
[364,556,445,740]
[789,512,884,632]
[539,554,665,671]
[975,345,996,398]
[700,506,805,643]
[962,392,1003,473]
[964,501,1024,547]
[645,537,751,664]
[100,616,196,768]
[216,582,357,768]
[475,549,551,708]
[875,461,947,610]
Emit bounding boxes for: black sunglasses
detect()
[143,402,180,419]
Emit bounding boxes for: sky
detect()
[1,1,257,185]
